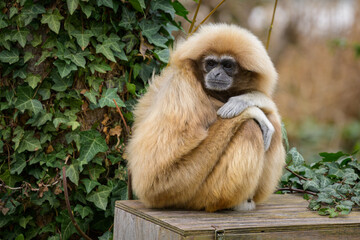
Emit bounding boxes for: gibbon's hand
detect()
[217,95,253,119]
[246,107,274,151]
[217,92,276,119]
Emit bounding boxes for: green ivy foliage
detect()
[0,0,188,239]
[279,125,360,218]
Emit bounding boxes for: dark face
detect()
[197,54,256,102]
[202,55,238,91]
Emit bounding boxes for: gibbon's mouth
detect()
[206,79,232,90]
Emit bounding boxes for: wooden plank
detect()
[114,194,360,239]
[114,207,183,240]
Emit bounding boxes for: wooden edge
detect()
[223,223,360,235]
[115,199,360,236]
[115,201,191,236]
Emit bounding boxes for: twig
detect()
[266,0,278,50]
[112,99,133,200]
[113,99,130,135]
[191,0,226,35]
[277,187,317,196]
[191,0,226,34]
[285,166,311,181]
[0,180,59,191]
[62,167,92,240]
[188,0,202,34]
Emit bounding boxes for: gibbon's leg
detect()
[186,115,266,212]
[253,113,285,203]
[140,110,253,208]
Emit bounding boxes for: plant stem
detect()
[191,0,226,35]
[266,0,278,50]
[285,166,311,181]
[62,167,93,240]
[188,0,202,34]
[277,187,317,196]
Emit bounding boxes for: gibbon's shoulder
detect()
[170,23,278,96]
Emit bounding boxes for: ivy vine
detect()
[0,0,189,239]
[279,125,360,218]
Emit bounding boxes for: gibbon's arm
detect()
[217,91,277,150]
[217,91,277,118]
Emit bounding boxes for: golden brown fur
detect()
[126,23,285,212]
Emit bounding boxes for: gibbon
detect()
[126,23,285,212]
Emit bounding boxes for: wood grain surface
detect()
[114,194,360,239]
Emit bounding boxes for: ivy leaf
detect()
[83,90,98,104]
[303,179,320,192]
[139,20,161,39]
[86,185,112,210]
[26,111,53,127]
[67,0,79,15]
[99,88,125,108]
[126,82,136,95]
[172,0,190,21]
[86,165,106,181]
[150,0,175,18]
[22,4,45,26]
[9,7,18,19]
[35,50,51,66]
[10,154,27,174]
[122,33,138,54]
[288,147,305,166]
[0,49,19,64]
[15,86,43,115]
[17,131,42,153]
[24,51,34,63]
[82,178,101,194]
[78,130,108,165]
[319,151,346,162]
[154,49,169,62]
[69,53,86,68]
[97,0,114,9]
[325,162,345,179]
[129,0,146,13]
[66,164,79,185]
[12,29,30,48]
[119,7,136,30]
[74,205,93,219]
[41,9,64,34]
[80,2,94,18]
[25,74,41,89]
[71,30,93,50]
[53,60,77,78]
[139,61,156,83]
[96,43,115,62]
[56,211,77,240]
[51,72,73,92]
[12,127,24,151]
[96,34,126,62]
[19,216,33,229]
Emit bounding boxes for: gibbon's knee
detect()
[189,119,265,212]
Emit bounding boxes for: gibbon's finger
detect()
[245,107,274,151]
[217,92,278,119]
[217,97,252,118]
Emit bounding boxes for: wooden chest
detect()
[114,194,360,239]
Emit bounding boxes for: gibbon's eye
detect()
[206,60,217,68]
[222,60,234,70]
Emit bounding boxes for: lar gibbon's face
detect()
[202,55,239,91]
[197,54,256,103]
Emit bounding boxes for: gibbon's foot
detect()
[234,199,256,211]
